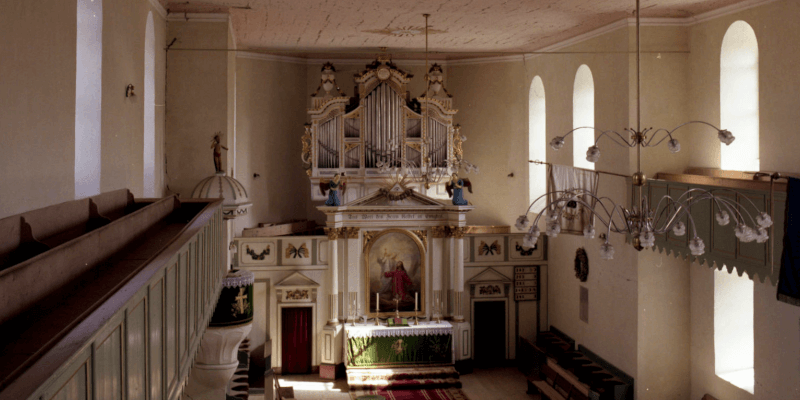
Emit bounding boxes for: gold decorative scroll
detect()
[362,230,375,251]
[344,227,361,239]
[324,227,340,240]
[411,230,428,251]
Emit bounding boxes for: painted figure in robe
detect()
[320,173,346,206]
[384,261,413,302]
[445,173,472,205]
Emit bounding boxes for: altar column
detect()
[344,227,361,323]
[452,227,466,322]
[324,228,340,325]
[431,227,446,319]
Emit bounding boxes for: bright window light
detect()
[143,12,156,197]
[720,21,759,172]
[714,267,754,394]
[75,0,102,198]
[529,76,546,213]
[277,379,342,392]
[573,65,594,170]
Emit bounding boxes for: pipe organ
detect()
[303,57,461,203]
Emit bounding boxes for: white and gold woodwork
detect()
[233,189,549,377]
[303,56,461,202]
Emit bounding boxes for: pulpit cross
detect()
[234,287,248,314]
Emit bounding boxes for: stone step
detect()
[347,366,461,390]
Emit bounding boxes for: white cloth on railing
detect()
[345,321,453,338]
[548,164,599,233]
[222,269,255,288]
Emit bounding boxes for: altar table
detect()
[345,321,455,368]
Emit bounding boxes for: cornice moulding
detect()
[167,13,229,22]
[147,0,167,19]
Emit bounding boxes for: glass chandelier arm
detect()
[642,121,724,149]
[592,128,637,148]
[644,128,676,147]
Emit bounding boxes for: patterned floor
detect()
[248,367,537,400]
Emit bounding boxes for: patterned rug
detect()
[347,366,461,390]
[349,387,470,400]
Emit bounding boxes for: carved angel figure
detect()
[445,173,472,205]
[211,133,228,172]
[320,173,347,206]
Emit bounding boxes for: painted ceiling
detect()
[162,0,758,59]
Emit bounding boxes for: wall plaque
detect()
[513,266,538,301]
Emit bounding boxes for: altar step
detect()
[347,366,461,390]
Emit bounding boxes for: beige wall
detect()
[0,0,167,219]
[235,56,310,233]
[165,20,230,197]
[685,1,800,399]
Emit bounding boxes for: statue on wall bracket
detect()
[445,172,472,205]
[320,173,347,206]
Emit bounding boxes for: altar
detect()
[345,321,455,368]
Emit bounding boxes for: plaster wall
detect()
[686,0,800,175]
[165,20,229,198]
[0,0,167,219]
[685,4,800,399]
[637,249,691,399]
[235,56,310,234]
[512,27,640,381]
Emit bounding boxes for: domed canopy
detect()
[192,172,252,219]
[192,172,249,205]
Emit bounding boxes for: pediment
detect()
[275,271,319,288]
[344,187,445,207]
[467,267,512,283]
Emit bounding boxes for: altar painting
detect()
[365,230,425,317]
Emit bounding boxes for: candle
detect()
[376,293,379,313]
[415,292,418,311]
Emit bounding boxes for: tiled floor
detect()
[248,367,540,400]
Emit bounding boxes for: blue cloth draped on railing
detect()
[777,177,800,306]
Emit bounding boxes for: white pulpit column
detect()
[325,228,340,325]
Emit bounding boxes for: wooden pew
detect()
[528,363,592,400]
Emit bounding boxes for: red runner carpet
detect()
[349,387,470,400]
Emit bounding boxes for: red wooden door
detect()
[281,307,312,374]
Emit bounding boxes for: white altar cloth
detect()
[344,321,453,338]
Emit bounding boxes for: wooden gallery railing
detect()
[0,189,224,400]
[650,171,787,283]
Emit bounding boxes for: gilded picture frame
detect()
[364,229,426,318]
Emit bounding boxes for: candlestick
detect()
[415,292,418,312]
[375,293,380,326]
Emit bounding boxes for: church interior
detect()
[2,0,800,399]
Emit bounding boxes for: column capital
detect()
[431,226,448,238]
[343,227,360,239]
[324,227,341,240]
[447,226,468,239]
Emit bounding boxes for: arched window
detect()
[573,65,594,170]
[529,76,546,212]
[714,267,754,393]
[720,21,759,172]
[75,0,102,198]
[144,12,156,197]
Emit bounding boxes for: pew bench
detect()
[528,363,590,400]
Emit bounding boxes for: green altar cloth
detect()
[345,322,453,368]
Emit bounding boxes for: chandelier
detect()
[375,14,478,189]
[516,0,772,259]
